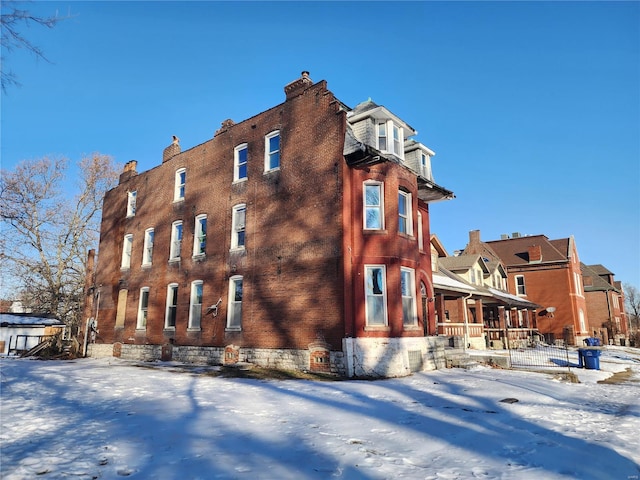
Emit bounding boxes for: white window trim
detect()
[174,168,186,202]
[188,280,203,330]
[363,181,384,231]
[142,228,154,266]
[121,234,133,269]
[377,120,404,159]
[169,221,183,261]
[364,265,388,327]
[515,275,526,296]
[226,275,243,331]
[230,204,246,250]
[193,214,207,257]
[234,143,248,182]
[401,267,418,326]
[398,190,413,236]
[126,190,137,217]
[136,287,149,330]
[264,130,280,173]
[165,283,178,330]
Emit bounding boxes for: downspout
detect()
[84,289,100,357]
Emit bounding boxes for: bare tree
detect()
[1,2,65,91]
[1,154,119,336]
[624,283,640,346]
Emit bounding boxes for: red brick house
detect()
[582,263,628,345]
[83,72,454,377]
[463,230,588,345]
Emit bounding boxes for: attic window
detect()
[377,120,404,159]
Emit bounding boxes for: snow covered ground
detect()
[1,347,639,480]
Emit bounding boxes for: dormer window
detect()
[377,120,404,159]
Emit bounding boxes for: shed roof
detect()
[0,313,64,327]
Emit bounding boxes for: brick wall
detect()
[88,78,347,354]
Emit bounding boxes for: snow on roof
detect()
[433,273,477,293]
[0,313,65,327]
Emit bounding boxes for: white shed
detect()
[0,314,66,355]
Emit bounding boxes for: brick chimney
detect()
[163,135,181,163]
[119,160,138,184]
[469,230,481,246]
[528,245,542,263]
[284,71,313,100]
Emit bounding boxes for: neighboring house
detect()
[582,263,628,345]
[431,236,539,350]
[463,230,588,345]
[0,313,65,355]
[82,72,454,377]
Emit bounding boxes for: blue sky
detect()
[2,1,639,289]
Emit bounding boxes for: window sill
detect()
[173,198,185,204]
[263,167,280,175]
[233,178,248,184]
[168,258,181,263]
[135,327,147,332]
[229,247,245,253]
[187,327,201,332]
[364,325,390,332]
[403,324,421,331]
[192,254,206,261]
[163,327,176,332]
[225,327,242,332]
[141,263,152,269]
[363,229,388,235]
[398,232,414,240]
[120,267,131,272]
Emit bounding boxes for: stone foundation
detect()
[86,343,346,375]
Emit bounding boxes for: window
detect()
[142,228,154,266]
[398,190,412,235]
[417,211,424,251]
[401,268,417,326]
[579,309,586,333]
[231,204,246,249]
[137,287,149,329]
[165,283,178,329]
[170,221,183,260]
[189,281,203,330]
[377,123,387,151]
[365,265,387,326]
[234,144,248,181]
[121,234,133,269]
[377,120,404,158]
[574,272,583,296]
[470,269,476,285]
[227,276,243,330]
[127,191,137,217]
[364,182,384,230]
[193,215,207,257]
[420,153,430,179]
[393,124,401,154]
[174,168,186,201]
[516,275,526,296]
[265,131,280,171]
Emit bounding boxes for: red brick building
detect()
[83,72,454,377]
[582,264,628,345]
[463,230,588,345]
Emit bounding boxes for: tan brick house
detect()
[82,72,454,377]
[463,230,588,345]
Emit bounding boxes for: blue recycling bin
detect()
[581,348,601,370]
[584,337,601,347]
